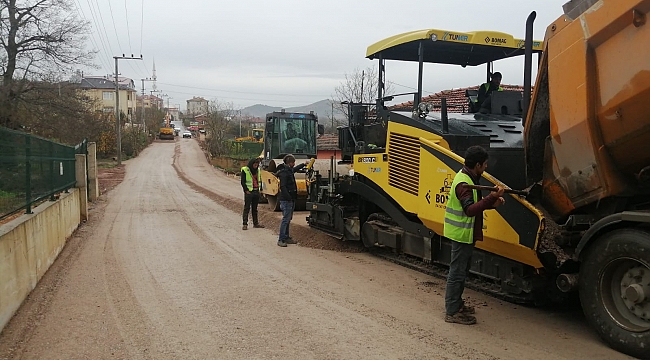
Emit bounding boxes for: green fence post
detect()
[25,134,32,214]
[50,141,55,201]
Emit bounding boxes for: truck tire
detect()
[579,228,650,358]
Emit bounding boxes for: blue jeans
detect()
[279,200,295,241]
[445,241,475,315]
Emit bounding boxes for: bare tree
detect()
[0,0,94,128]
[204,100,235,156]
[332,66,394,126]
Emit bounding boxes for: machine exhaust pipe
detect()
[328,155,335,196]
[441,98,449,134]
[522,11,536,124]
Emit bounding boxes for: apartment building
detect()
[80,76,138,119]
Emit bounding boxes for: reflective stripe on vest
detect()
[473,83,504,103]
[241,166,262,191]
[443,171,478,244]
[482,83,504,92]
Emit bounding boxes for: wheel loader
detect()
[259,110,323,211]
[306,0,650,357]
[235,128,264,143]
[158,113,175,140]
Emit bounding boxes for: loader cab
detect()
[263,110,320,161]
[252,128,264,142]
[341,28,543,190]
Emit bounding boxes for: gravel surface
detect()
[0,138,632,360]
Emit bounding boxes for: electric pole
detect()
[114,54,143,165]
[331,101,334,132]
[140,78,155,130]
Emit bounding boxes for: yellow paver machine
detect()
[306,1,650,357]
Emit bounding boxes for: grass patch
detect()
[97,158,118,169]
[214,165,240,175]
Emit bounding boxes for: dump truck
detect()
[306,0,650,357]
[259,110,323,211]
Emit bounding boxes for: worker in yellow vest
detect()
[476,72,503,113]
[444,146,505,325]
[241,158,265,230]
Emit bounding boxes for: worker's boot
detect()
[242,225,248,230]
[277,240,287,247]
[253,223,265,228]
[459,302,475,315]
[284,237,297,244]
[444,312,477,325]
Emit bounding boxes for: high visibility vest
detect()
[241,166,262,191]
[473,83,504,102]
[444,171,478,244]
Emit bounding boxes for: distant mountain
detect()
[241,99,344,122]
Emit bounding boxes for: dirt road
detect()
[0,139,632,359]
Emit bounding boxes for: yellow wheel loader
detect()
[259,110,323,211]
[307,1,650,357]
[158,113,175,140]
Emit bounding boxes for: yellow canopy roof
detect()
[366,29,543,66]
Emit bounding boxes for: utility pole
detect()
[238,109,242,137]
[140,78,156,133]
[114,54,143,165]
[331,101,334,132]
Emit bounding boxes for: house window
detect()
[103,107,114,113]
[127,94,131,101]
[103,91,113,100]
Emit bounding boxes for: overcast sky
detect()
[77,0,568,110]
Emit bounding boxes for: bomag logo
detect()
[485,37,507,45]
[444,33,469,42]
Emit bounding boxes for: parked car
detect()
[182,131,192,139]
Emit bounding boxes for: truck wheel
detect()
[579,228,650,358]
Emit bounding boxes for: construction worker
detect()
[284,122,298,140]
[444,145,505,325]
[476,72,503,113]
[275,154,308,247]
[241,158,265,230]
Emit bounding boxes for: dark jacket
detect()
[241,158,260,193]
[276,163,306,201]
[454,166,498,242]
[477,82,500,107]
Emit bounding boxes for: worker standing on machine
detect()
[444,146,505,325]
[241,158,265,231]
[476,72,503,113]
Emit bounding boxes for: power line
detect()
[391,81,436,96]
[124,0,133,54]
[72,0,111,72]
[139,0,144,54]
[136,0,149,77]
[157,82,331,97]
[82,0,114,72]
[106,0,124,51]
[91,0,116,54]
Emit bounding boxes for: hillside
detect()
[241,99,345,121]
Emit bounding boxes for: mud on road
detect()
[0,139,633,360]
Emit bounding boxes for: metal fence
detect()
[0,127,82,220]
